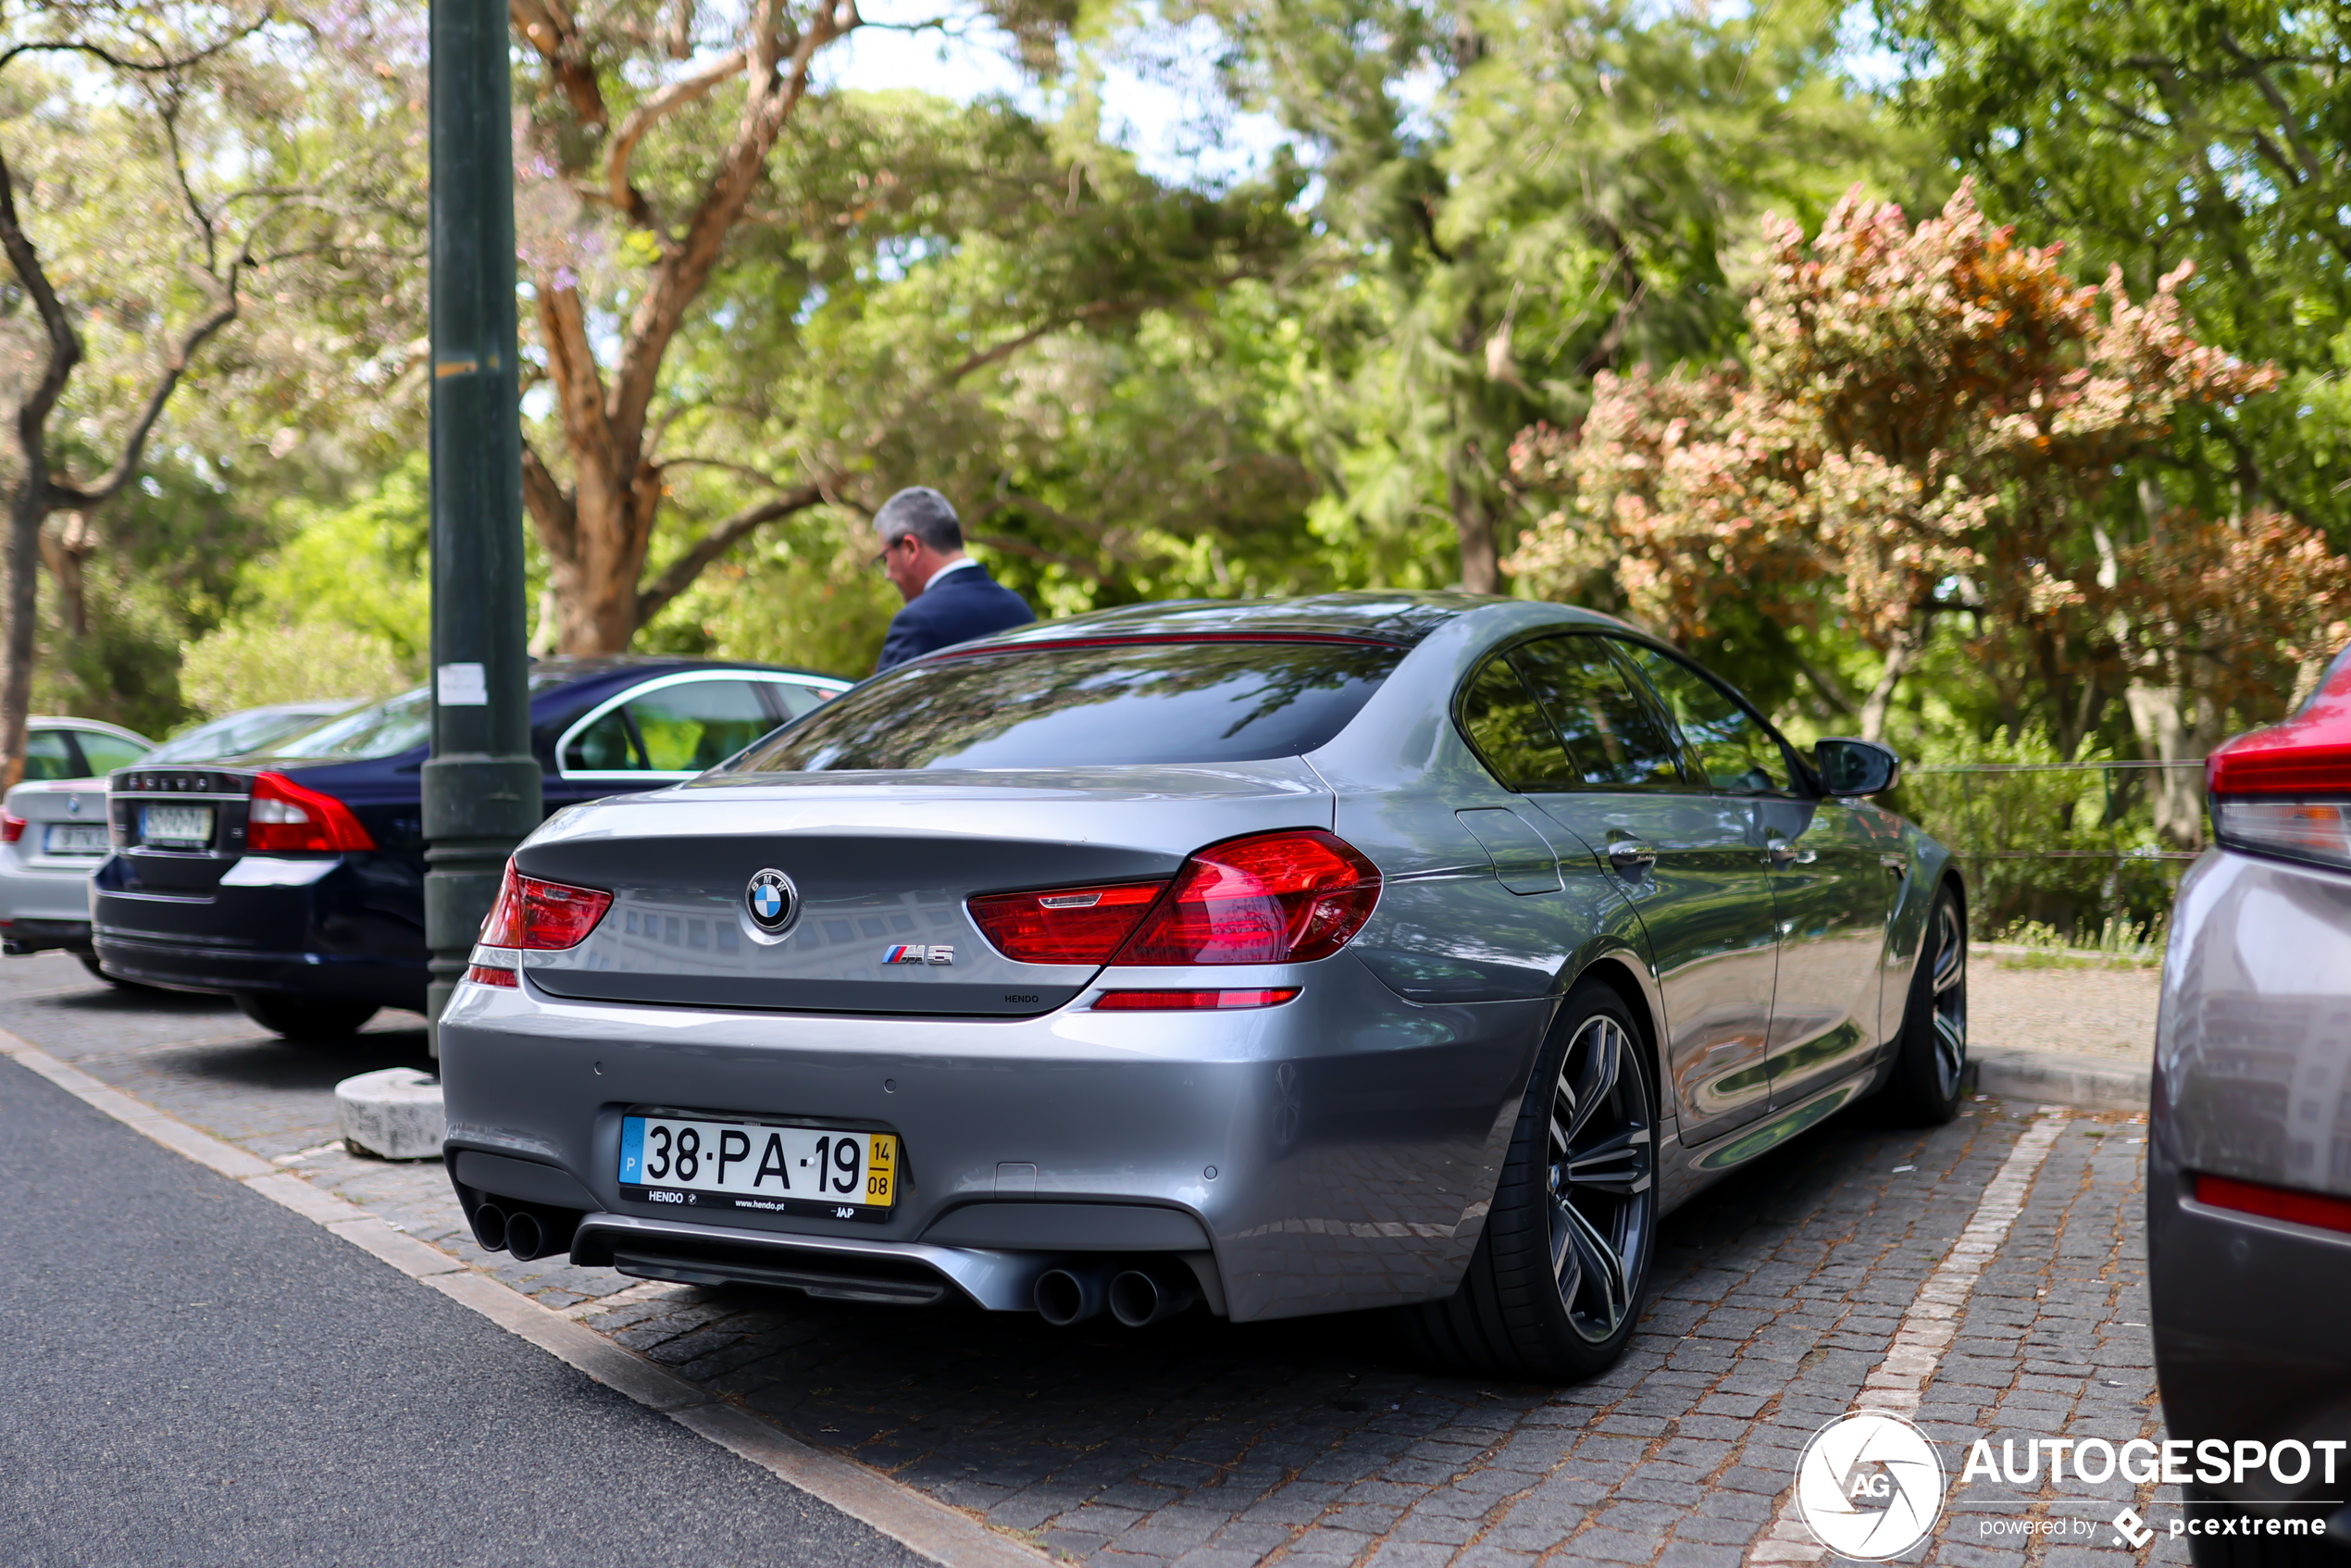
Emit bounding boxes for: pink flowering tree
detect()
[1504,182,2339,818]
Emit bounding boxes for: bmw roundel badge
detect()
[745,868,797,932]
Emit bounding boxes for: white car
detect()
[0,717,154,972]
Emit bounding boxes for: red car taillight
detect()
[1116,829,1380,965]
[2207,653,2351,871]
[245,771,377,853]
[966,879,1168,964]
[2196,1172,2351,1236]
[0,812,23,844]
[966,830,1381,968]
[479,861,613,951]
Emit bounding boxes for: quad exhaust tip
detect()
[469,1200,573,1263]
[1109,1263,1198,1328]
[1034,1263,1110,1325]
[1035,1261,1200,1327]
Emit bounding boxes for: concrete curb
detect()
[1968,1046,2149,1112]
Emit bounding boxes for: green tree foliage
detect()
[1872,0,2351,537]
[1184,0,1920,591]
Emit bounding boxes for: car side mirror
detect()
[1812,737,1901,798]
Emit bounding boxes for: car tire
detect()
[235,993,379,1042]
[1399,977,1657,1383]
[1882,881,1967,1125]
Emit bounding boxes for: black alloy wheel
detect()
[1402,977,1657,1382]
[1885,883,1967,1124]
[1549,1009,1652,1345]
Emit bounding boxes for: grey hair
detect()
[873,486,963,553]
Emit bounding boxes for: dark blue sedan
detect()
[93,657,850,1039]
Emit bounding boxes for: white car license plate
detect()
[140,804,213,848]
[43,823,109,855]
[619,1114,898,1222]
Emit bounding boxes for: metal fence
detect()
[1892,759,2205,940]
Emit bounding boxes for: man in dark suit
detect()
[871,487,1035,672]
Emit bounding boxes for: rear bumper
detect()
[0,916,90,956]
[2146,1141,2351,1514]
[90,852,427,1010]
[0,847,101,925]
[437,956,1549,1324]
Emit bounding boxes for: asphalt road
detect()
[0,1052,926,1568]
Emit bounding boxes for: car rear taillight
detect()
[465,964,521,989]
[2196,1172,2351,1236]
[245,771,377,853]
[2208,656,2351,870]
[967,880,1169,964]
[1093,988,1300,1011]
[0,812,23,844]
[1114,829,1380,965]
[479,861,613,951]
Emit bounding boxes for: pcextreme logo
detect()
[1794,1411,1947,1560]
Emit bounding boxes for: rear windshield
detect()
[255,673,574,763]
[733,641,1402,773]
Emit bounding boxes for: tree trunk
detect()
[1449,455,1500,594]
[1857,619,1926,743]
[2123,682,2206,850]
[0,480,44,790]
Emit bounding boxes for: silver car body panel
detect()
[440,595,1957,1322]
[2151,845,2351,1512]
[2157,847,2351,1197]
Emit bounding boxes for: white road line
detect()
[0,1031,1049,1568]
[1749,1109,2071,1565]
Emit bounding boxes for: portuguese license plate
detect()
[140,804,213,848]
[44,823,109,855]
[618,1114,897,1222]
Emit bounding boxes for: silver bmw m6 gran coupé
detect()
[439,592,1965,1382]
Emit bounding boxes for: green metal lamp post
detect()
[423,0,540,1053]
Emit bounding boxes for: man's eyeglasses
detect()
[872,534,913,570]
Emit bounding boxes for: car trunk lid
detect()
[6,779,114,865]
[513,763,1333,1015]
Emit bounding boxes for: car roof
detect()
[954,591,1641,657]
[30,716,152,743]
[528,654,849,685]
[968,591,1546,652]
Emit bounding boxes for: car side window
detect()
[562,707,645,772]
[22,728,77,780]
[1459,654,1575,790]
[77,732,148,775]
[1509,635,1686,789]
[565,678,778,775]
[1613,641,1797,794]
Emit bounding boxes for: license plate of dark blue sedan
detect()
[139,804,213,848]
[618,1114,897,1221]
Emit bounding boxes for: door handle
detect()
[1765,840,1814,867]
[1879,852,1909,880]
[1607,839,1658,869]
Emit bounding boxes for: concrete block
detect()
[335,1066,445,1160]
[1966,1049,2147,1111]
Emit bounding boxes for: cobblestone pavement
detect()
[7,952,2197,1567]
